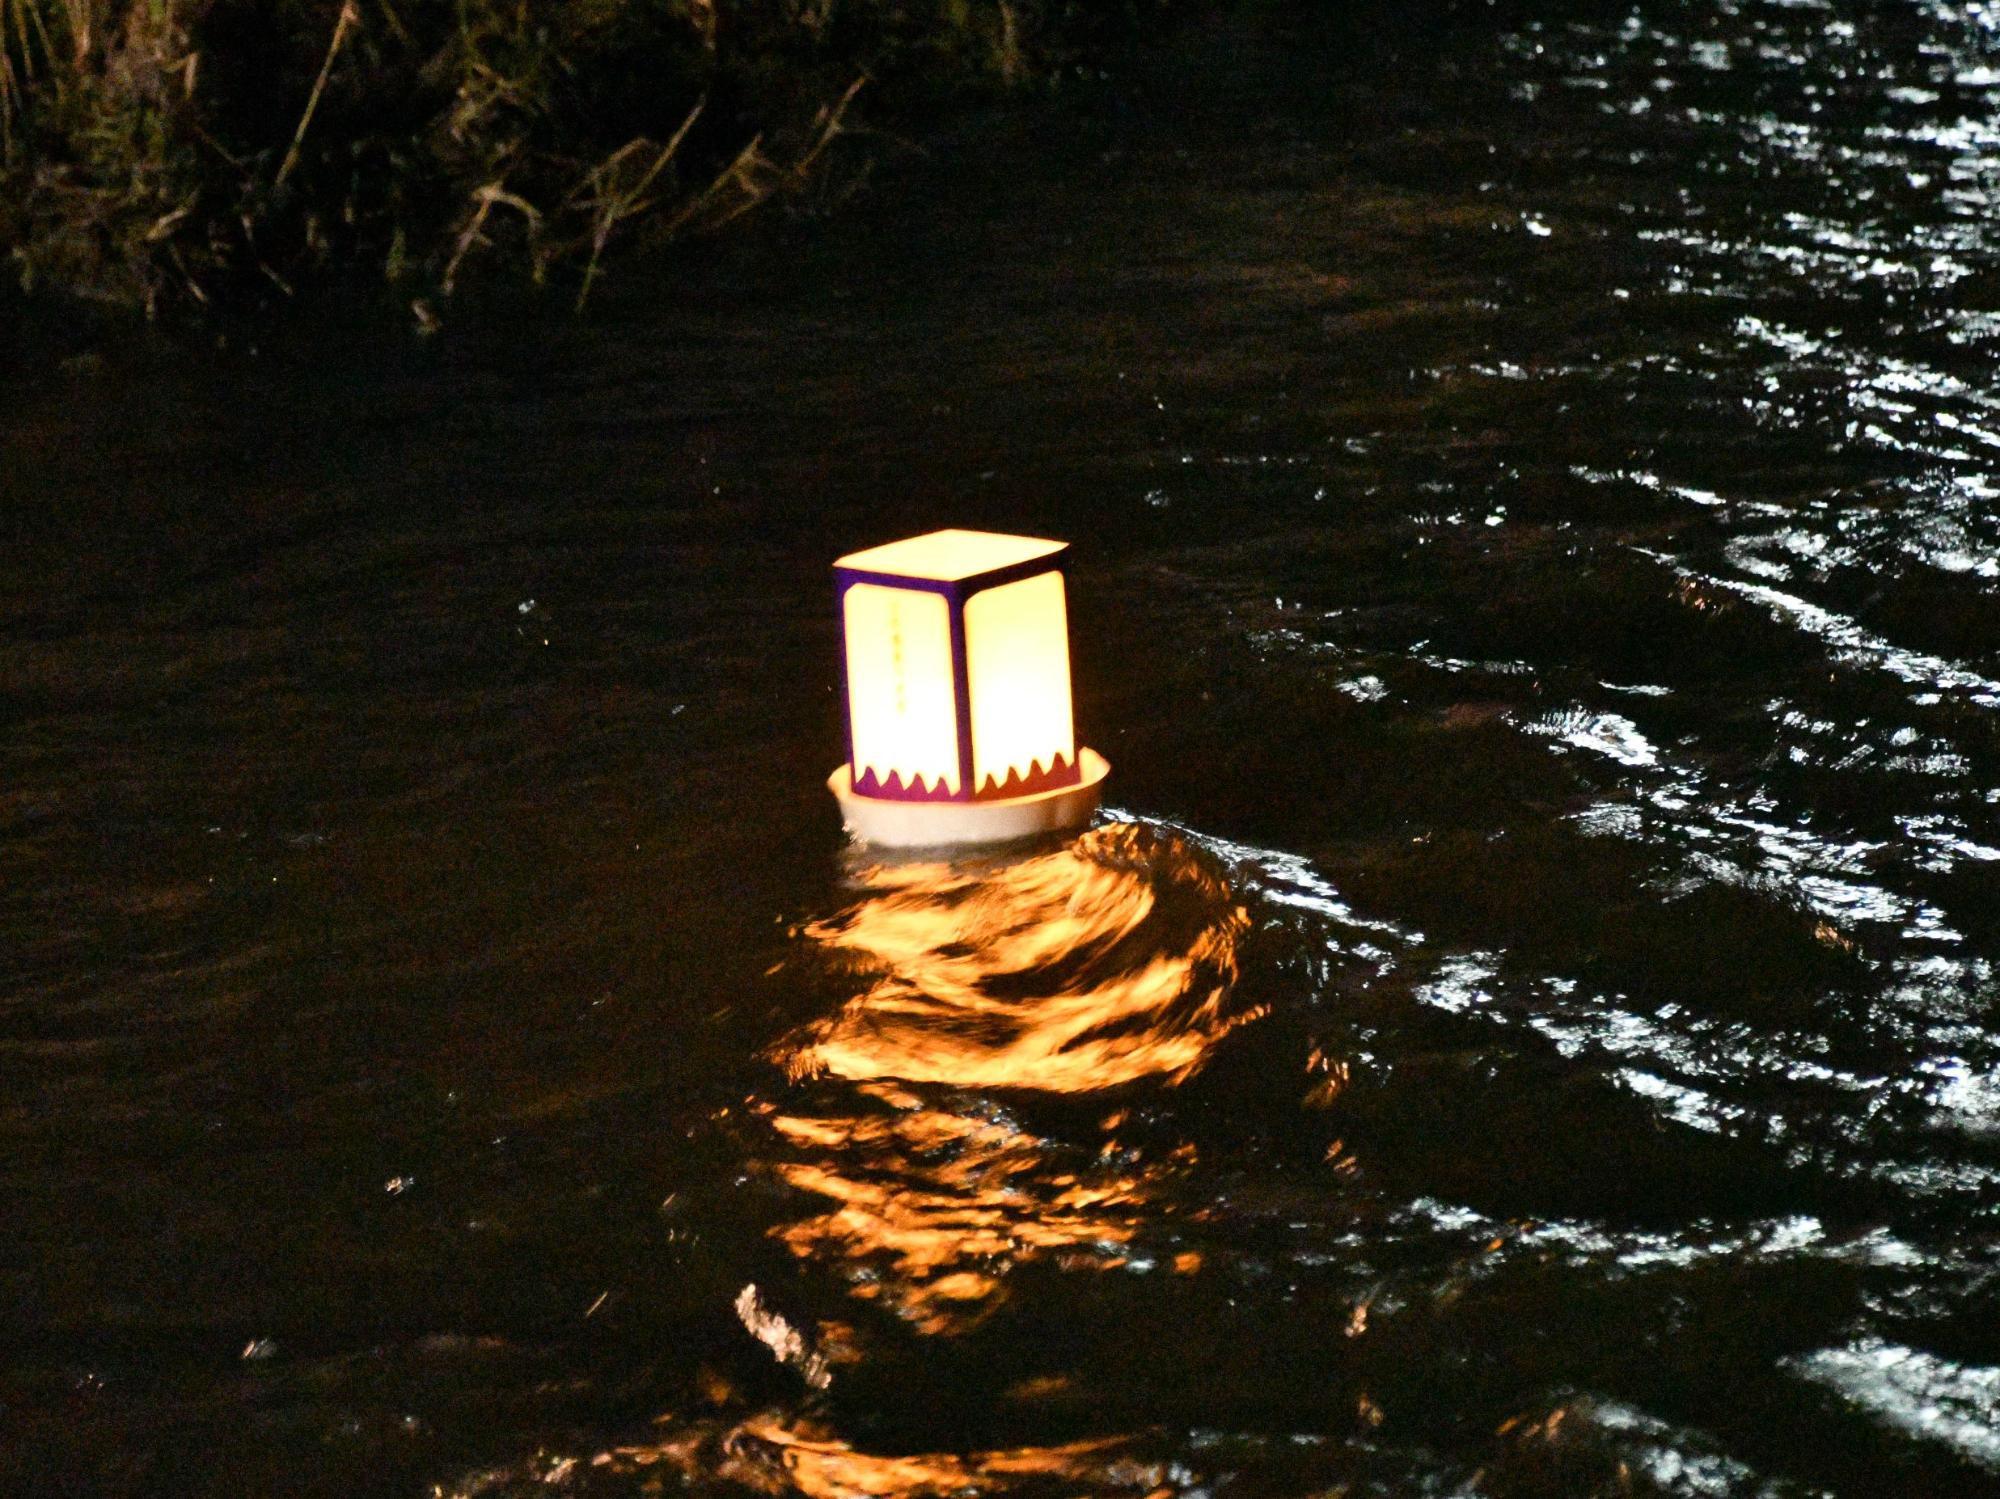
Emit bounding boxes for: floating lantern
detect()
[828,528,1110,847]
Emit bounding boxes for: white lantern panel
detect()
[843,583,961,797]
[965,570,1076,795]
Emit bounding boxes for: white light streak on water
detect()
[1136,816,1422,945]
[1521,707,1661,768]
[1792,1342,2000,1469]
[1415,952,1501,1016]
[1714,575,2000,706]
[1624,542,2000,708]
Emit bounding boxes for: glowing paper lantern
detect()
[827,528,1110,847]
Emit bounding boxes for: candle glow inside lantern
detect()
[827,528,1110,847]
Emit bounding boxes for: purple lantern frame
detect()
[835,546,1084,804]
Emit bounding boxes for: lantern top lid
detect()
[834,528,1066,583]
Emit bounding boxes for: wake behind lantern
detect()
[828,528,1110,848]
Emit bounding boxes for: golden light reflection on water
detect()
[581,1414,1163,1498]
[760,1095,1153,1333]
[758,823,1256,1334]
[782,822,1255,1093]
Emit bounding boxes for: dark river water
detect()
[7,1,2000,1493]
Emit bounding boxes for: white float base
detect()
[828,748,1110,849]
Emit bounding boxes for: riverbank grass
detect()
[1,1,1149,315]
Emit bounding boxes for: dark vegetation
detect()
[0,1,1170,316]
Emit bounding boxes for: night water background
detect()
[7,1,2000,1492]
